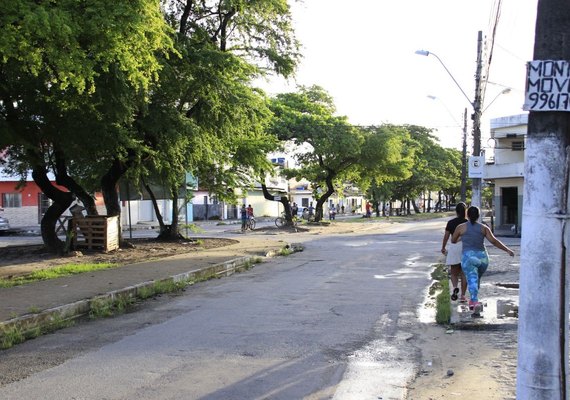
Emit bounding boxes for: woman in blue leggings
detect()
[451,206,515,313]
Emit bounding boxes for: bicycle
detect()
[246,216,256,230]
[275,213,298,228]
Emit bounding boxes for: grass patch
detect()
[180,223,204,234]
[435,278,451,324]
[430,263,451,324]
[241,257,263,271]
[1,326,25,349]
[0,263,116,288]
[1,313,76,349]
[27,305,41,314]
[278,248,294,256]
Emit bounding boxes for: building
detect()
[485,114,527,235]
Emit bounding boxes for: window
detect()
[2,193,22,208]
[511,141,525,151]
[301,198,309,207]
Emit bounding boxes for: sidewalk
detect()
[449,236,520,327]
[0,235,297,343]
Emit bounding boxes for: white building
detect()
[485,114,527,235]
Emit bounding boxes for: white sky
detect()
[257,0,538,152]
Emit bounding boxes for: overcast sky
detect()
[257,0,538,151]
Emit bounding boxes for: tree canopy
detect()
[269,86,414,221]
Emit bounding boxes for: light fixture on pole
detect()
[482,88,512,113]
[415,50,473,107]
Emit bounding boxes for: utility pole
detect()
[460,107,467,203]
[470,30,484,208]
[516,1,570,398]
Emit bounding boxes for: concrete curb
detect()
[0,243,304,347]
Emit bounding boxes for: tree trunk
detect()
[32,166,73,254]
[313,172,336,222]
[101,158,131,245]
[517,1,570,397]
[143,180,166,231]
[411,199,420,214]
[54,151,98,215]
[158,186,184,241]
[260,183,292,221]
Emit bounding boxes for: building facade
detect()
[485,114,527,235]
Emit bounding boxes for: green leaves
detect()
[1,0,174,94]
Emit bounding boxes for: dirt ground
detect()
[0,237,238,280]
[405,322,517,399]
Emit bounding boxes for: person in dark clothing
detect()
[441,202,468,302]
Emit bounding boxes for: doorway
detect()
[501,187,518,226]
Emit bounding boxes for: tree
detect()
[0,0,174,253]
[270,86,414,222]
[384,125,459,214]
[128,0,300,239]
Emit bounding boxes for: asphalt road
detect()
[0,220,443,400]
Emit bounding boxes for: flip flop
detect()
[451,287,459,301]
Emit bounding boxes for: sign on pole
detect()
[524,60,570,111]
[468,156,485,178]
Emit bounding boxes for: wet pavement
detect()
[450,236,520,328]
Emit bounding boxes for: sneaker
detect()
[451,288,459,301]
[468,300,476,310]
[473,302,483,314]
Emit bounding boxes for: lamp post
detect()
[483,88,511,113]
[415,50,473,106]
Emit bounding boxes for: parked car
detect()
[0,208,9,233]
[0,215,9,233]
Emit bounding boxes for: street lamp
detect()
[482,88,512,113]
[415,50,473,106]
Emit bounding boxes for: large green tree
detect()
[0,0,173,252]
[382,125,463,213]
[270,86,413,222]
[129,0,300,238]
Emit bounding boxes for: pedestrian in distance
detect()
[247,204,254,220]
[441,202,468,303]
[240,204,248,232]
[291,202,299,218]
[308,202,315,220]
[451,206,515,314]
[329,205,336,220]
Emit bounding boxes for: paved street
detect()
[0,220,442,400]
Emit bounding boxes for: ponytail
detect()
[467,206,480,224]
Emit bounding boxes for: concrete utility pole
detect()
[470,30,484,208]
[460,107,468,203]
[516,1,570,398]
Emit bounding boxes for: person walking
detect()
[451,206,515,313]
[441,202,468,302]
[240,204,248,232]
[308,202,314,220]
[291,202,299,218]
